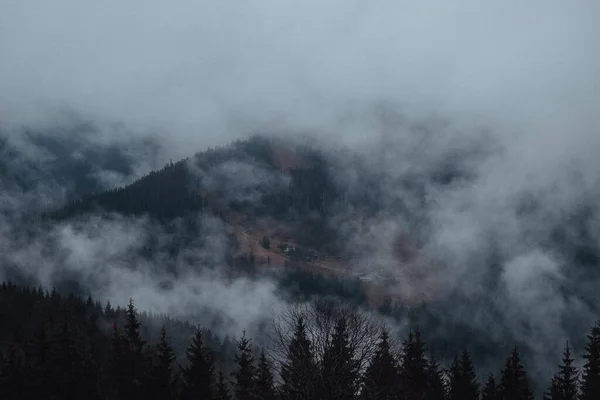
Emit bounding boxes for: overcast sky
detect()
[2,2,600,381]
[1,0,599,156]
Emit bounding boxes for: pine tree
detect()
[398,329,428,400]
[125,299,146,352]
[319,317,360,400]
[481,373,499,400]
[216,370,232,400]
[458,350,479,400]
[447,356,462,400]
[498,347,534,400]
[255,351,276,400]
[233,331,256,400]
[361,329,399,400]
[443,350,480,400]
[180,328,215,400]
[581,322,600,400]
[280,316,316,400]
[148,326,177,400]
[425,355,446,400]
[122,299,148,400]
[556,342,578,400]
[108,323,127,400]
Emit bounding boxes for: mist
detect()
[2,0,600,389]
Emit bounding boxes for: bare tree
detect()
[270,298,385,399]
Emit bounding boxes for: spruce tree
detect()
[280,316,316,400]
[216,370,232,400]
[459,350,480,400]
[425,355,446,400]
[556,342,578,400]
[447,356,462,400]
[233,331,256,400]
[319,317,360,400]
[361,329,399,400]
[108,323,127,400]
[180,328,215,400]
[448,351,480,400]
[255,351,276,400]
[122,299,148,400]
[580,322,600,400]
[148,326,177,400]
[481,373,499,400]
[125,299,146,352]
[398,329,428,400]
[498,347,534,400]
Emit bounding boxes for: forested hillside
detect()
[1,282,598,399]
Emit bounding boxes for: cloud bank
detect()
[2,0,600,387]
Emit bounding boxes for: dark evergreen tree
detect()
[361,329,399,400]
[446,350,478,400]
[255,351,276,400]
[280,317,316,400]
[216,370,232,400]
[398,329,428,400]
[122,299,149,400]
[481,373,499,400]
[580,322,600,400]
[233,332,256,400]
[180,329,215,400]
[125,299,146,352]
[498,347,534,400]
[148,326,177,400]
[447,356,462,400]
[556,342,578,400]
[108,323,128,400]
[425,355,446,400]
[319,317,360,400]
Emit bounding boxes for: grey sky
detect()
[1,0,599,157]
[2,0,600,384]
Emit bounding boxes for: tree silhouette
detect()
[361,329,398,400]
[447,350,479,400]
[319,317,360,400]
[255,351,276,400]
[233,332,256,400]
[581,321,600,400]
[279,316,316,400]
[398,329,428,400]
[556,342,578,400]
[148,326,177,400]
[216,370,231,400]
[180,329,215,400]
[481,373,499,400]
[498,347,533,400]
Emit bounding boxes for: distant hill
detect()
[39,134,486,307]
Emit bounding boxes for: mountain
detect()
[3,132,600,395]
[42,134,442,306]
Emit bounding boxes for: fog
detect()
[1,1,598,152]
[2,0,600,387]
